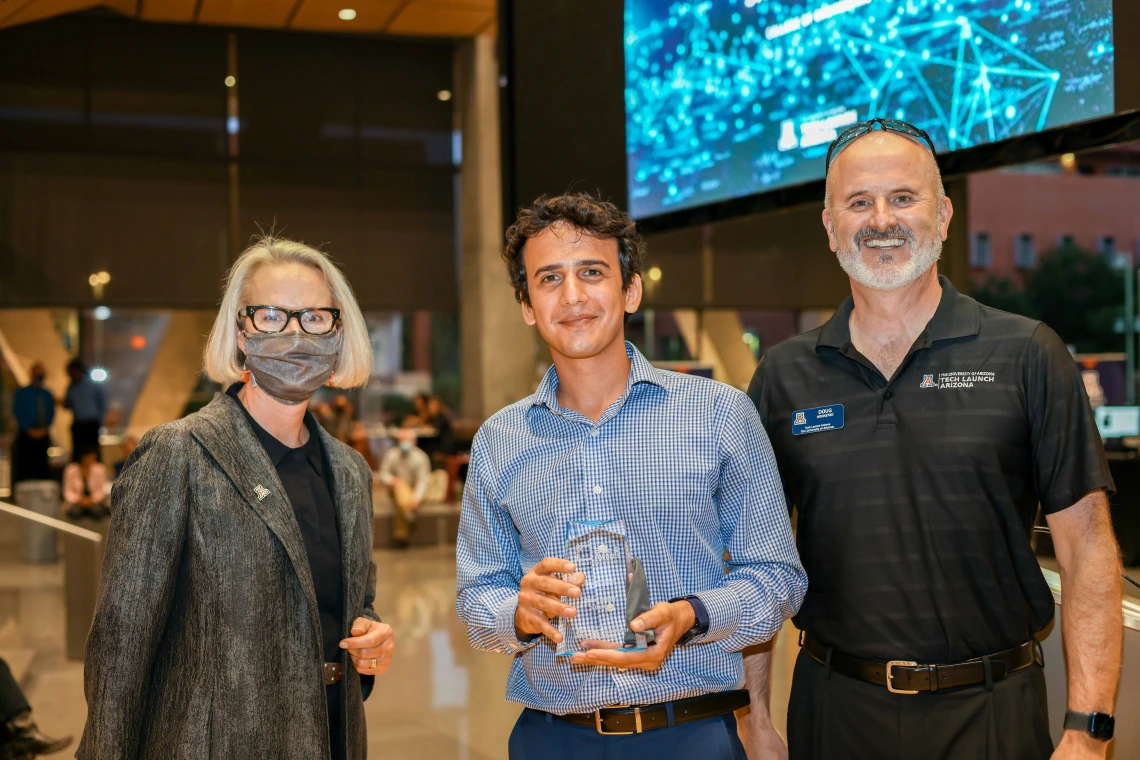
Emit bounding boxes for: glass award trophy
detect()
[555,518,656,658]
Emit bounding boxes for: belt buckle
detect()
[595,704,642,735]
[885,661,919,695]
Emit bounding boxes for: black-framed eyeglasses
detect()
[825,118,937,175]
[240,305,341,335]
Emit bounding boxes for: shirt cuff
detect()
[493,594,542,654]
[691,586,742,644]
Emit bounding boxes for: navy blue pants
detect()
[508,707,748,760]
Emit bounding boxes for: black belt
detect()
[549,689,750,735]
[802,633,1039,694]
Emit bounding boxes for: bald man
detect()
[740,121,1122,760]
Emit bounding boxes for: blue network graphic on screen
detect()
[625,0,1115,219]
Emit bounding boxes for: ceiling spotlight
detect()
[648,266,663,282]
[437,90,452,102]
[339,8,357,21]
[90,368,108,383]
[225,75,236,87]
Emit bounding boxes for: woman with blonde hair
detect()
[79,237,393,760]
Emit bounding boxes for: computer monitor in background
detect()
[625,0,1117,221]
[1096,406,1140,439]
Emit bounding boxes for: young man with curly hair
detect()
[456,192,806,759]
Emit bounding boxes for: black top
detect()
[228,384,345,664]
[749,277,1113,663]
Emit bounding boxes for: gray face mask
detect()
[242,330,342,405]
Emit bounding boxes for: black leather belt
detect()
[802,633,1039,694]
[323,662,343,685]
[549,689,750,735]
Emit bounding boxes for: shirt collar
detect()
[816,275,980,351]
[226,383,325,472]
[530,341,667,414]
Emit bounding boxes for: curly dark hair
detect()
[503,192,645,305]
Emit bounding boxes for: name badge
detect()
[792,404,844,436]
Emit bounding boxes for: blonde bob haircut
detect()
[204,237,373,388]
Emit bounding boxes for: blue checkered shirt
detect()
[456,342,806,714]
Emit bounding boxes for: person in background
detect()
[347,420,377,471]
[64,359,104,461]
[424,396,456,459]
[0,657,71,758]
[113,436,138,478]
[62,447,110,520]
[11,362,54,484]
[378,427,432,549]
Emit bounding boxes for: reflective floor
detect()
[0,541,801,759]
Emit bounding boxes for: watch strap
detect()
[1064,711,1115,741]
[670,595,710,645]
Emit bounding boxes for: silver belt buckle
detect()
[595,703,642,735]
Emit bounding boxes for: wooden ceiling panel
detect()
[1,0,96,28]
[0,0,498,36]
[289,0,403,32]
[413,0,494,9]
[196,0,296,28]
[386,2,491,36]
[139,0,199,24]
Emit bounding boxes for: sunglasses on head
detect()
[825,118,937,175]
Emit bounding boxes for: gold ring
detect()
[371,658,377,670]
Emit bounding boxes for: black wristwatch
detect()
[669,595,710,646]
[1063,711,1114,741]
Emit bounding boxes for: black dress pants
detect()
[787,648,1053,760]
[327,681,345,760]
[0,658,31,724]
[70,420,101,460]
[11,430,51,484]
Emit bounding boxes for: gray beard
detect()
[836,235,942,290]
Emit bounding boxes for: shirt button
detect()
[884,391,893,399]
[590,428,599,437]
[593,485,602,495]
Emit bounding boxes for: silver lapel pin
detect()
[254,485,270,501]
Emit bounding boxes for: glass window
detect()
[970,232,991,269]
[1014,233,1035,269]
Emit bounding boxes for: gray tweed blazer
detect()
[78,391,380,760]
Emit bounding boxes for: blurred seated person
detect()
[401,392,430,428]
[379,429,446,547]
[348,420,377,471]
[425,396,456,458]
[63,447,110,520]
[113,435,138,478]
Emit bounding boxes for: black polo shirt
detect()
[228,384,345,664]
[748,276,1113,663]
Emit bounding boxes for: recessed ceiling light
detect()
[437,90,452,102]
[224,75,236,87]
[339,8,357,21]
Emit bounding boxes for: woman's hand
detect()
[340,617,395,675]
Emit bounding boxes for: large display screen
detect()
[625,0,1116,219]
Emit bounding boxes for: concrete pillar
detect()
[456,35,537,421]
[672,309,755,390]
[126,310,215,439]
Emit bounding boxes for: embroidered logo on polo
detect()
[920,371,996,389]
[254,485,271,501]
[792,405,844,436]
